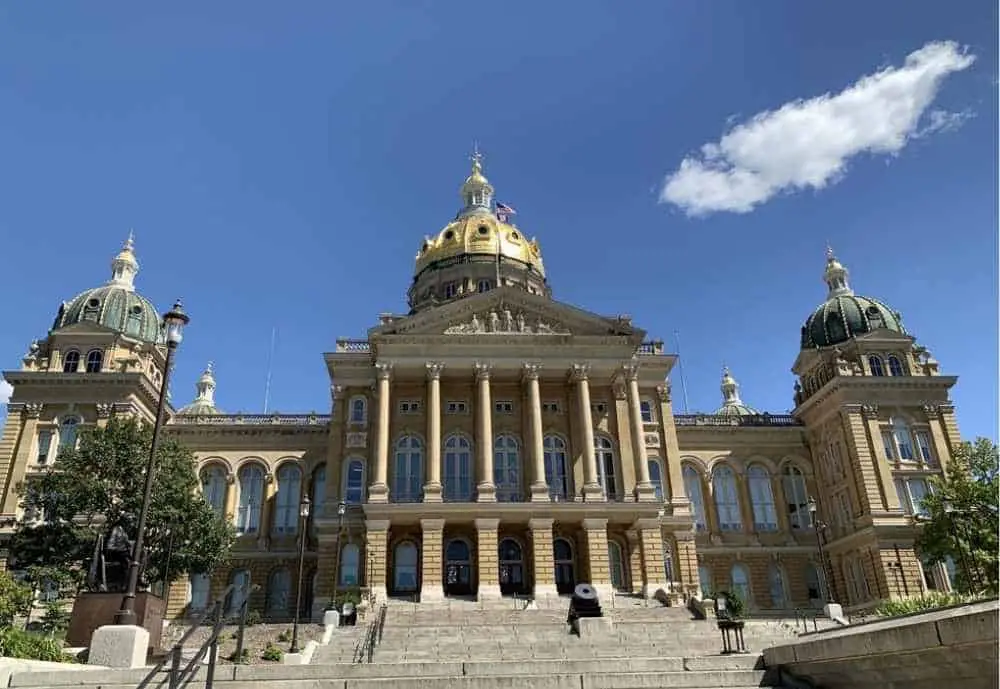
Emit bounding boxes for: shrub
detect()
[244,610,262,626]
[0,627,70,662]
[261,643,283,662]
[0,571,34,627]
[276,630,291,643]
[40,601,71,636]
[227,647,250,664]
[711,590,746,619]
[874,591,979,617]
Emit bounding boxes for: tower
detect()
[792,248,960,605]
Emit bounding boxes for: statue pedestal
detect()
[67,592,165,652]
[88,624,149,668]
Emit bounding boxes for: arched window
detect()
[343,458,365,504]
[782,466,810,530]
[595,436,618,500]
[493,435,521,502]
[189,573,211,611]
[62,350,80,373]
[712,466,742,531]
[273,464,303,535]
[805,563,823,602]
[730,563,750,604]
[543,435,570,500]
[498,538,525,595]
[393,436,423,503]
[311,466,327,527]
[553,538,575,594]
[698,565,712,597]
[200,465,227,516]
[747,466,778,531]
[236,464,265,534]
[648,458,664,501]
[226,569,251,615]
[58,417,80,454]
[393,542,419,592]
[887,355,904,377]
[85,349,103,373]
[768,563,787,608]
[608,541,627,591]
[662,539,674,583]
[339,543,360,586]
[682,466,707,531]
[349,396,367,424]
[443,434,473,502]
[266,568,291,615]
[868,355,885,377]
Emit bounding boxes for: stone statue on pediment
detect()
[516,313,527,332]
[503,309,514,332]
[488,311,501,332]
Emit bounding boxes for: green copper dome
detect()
[800,249,906,349]
[50,235,164,345]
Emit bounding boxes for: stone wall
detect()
[763,599,999,689]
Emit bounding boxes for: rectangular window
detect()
[894,478,913,514]
[399,401,421,414]
[444,282,458,298]
[445,401,468,414]
[915,431,934,464]
[881,430,898,461]
[36,430,53,464]
[895,430,915,461]
[494,400,514,414]
[542,401,560,414]
[640,401,653,423]
[908,478,931,516]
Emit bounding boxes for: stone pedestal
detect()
[68,592,165,651]
[576,616,613,640]
[88,624,149,668]
[823,602,845,622]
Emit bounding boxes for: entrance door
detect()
[498,538,528,595]
[393,542,419,594]
[444,539,473,596]
[553,538,576,595]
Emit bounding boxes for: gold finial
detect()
[470,142,484,174]
[825,243,836,262]
[126,229,135,251]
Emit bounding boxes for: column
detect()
[529,518,557,599]
[656,384,690,512]
[582,518,612,601]
[420,518,445,602]
[474,362,496,502]
[624,363,655,501]
[257,472,276,550]
[424,363,444,502]
[674,532,700,598]
[224,472,238,524]
[571,364,603,501]
[524,363,548,501]
[0,404,41,515]
[369,362,392,503]
[625,530,643,595]
[475,518,501,600]
[313,531,341,620]
[365,519,390,602]
[635,518,669,600]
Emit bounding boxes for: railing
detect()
[793,608,821,633]
[336,339,371,353]
[354,601,387,664]
[637,340,664,355]
[137,583,251,689]
[674,413,802,427]
[170,413,330,426]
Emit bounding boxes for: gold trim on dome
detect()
[414,214,545,276]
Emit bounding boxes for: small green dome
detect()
[801,248,907,349]
[714,367,759,416]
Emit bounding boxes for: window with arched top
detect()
[682,466,707,531]
[85,349,103,373]
[273,464,303,535]
[698,565,712,597]
[443,434,473,502]
[349,396,367,424]
[62,350,80,373]
[477,279,492,293]
[868,355,885,377]
[543,435,570,500]
[887,355,904,377]
[662,539,674,582]
[266,568,291,615]
[595,436,618,500]
[648,458,664,501]
[782,465,810,530]
[730,563,750,604]
[393,436,423,503]
[339,543,360,586]
[236,465,265,534]
[189,573,211,611]
[493,435,521,502]
[200,465,227,516]
[768,563,787,608]
[712,466,742,531]
[393,541,419,592]
[554,537,575,594]
[747,466,778,531]
[343,458,365,504]
[226,569,251,615]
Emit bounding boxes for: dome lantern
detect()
[109,231,139,290]
[714,366,759,417]
[459,147,495,216]
[823,245,852,298]
[177,361,223,416]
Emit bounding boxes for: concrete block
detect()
[87,624,149,669]
[576,616,613,640]
[345,676,581,689]
[936,609,999,647]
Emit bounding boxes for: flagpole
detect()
[673,330,691,413]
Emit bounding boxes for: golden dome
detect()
[415,213,546,277]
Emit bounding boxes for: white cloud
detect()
[0,378,11,406]
[660,41,976,217]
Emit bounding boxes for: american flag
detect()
[495,202,517,217]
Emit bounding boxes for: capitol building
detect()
[0,155,962,620]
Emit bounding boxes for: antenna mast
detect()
[673,330,691,413]
[263,327,277,413]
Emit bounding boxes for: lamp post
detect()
[807,497,835,604]
[330,501,347,609]
[115,300,189,626]
[290,495,311,654]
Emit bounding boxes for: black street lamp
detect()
[115,300,189,626]
[807,497,835,604]
[290,495,311,654]
[330,501,347,609]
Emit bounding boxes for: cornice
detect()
[793,374,958,420]
[1,370,166,415]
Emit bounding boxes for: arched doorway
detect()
[444,539,474,596]
[554,538,576,595]
[608,541,627,592]
[498,538,528,596]
[393,541,420,594]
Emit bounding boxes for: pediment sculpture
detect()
[444,308,570,335]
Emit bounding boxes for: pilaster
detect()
[256,472,275,550]
[635,518,669,600]
[475,518,501,599]
[365,519,390,601]
[420,518,445,602]
[625,530,643,595]
[673,531,700,597]
[1,404,40,516]
[860,404,899,511]
[581,518,611,600]
[656,383,689,513]
[529,518,557,599]
[223,472,237,524]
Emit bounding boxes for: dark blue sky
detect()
[0,1,996,439]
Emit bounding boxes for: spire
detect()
[108,231,139,290]
[459,146,494,215]
[823,245,853,298]
[195,361,216,405]
[720,366,743,406]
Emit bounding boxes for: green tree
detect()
[0,570,34,627]
[916,437,999,594]
[10,417,234,590]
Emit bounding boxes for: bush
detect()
[244,610,262,626]
[227,647,250,664]
[711,590,746,619]
[874,591,979,617]
[261,643,283,662]
[0,627,71,662]
[40,601,71,636]
[276,630,291,643]
[0,571,34,627]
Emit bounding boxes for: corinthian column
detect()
[524,363,549,502]
[369,362,392,503]
[474,362,496,502]
[624,361,655,501]
[424,362,444,502]
[571,363,604,501]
